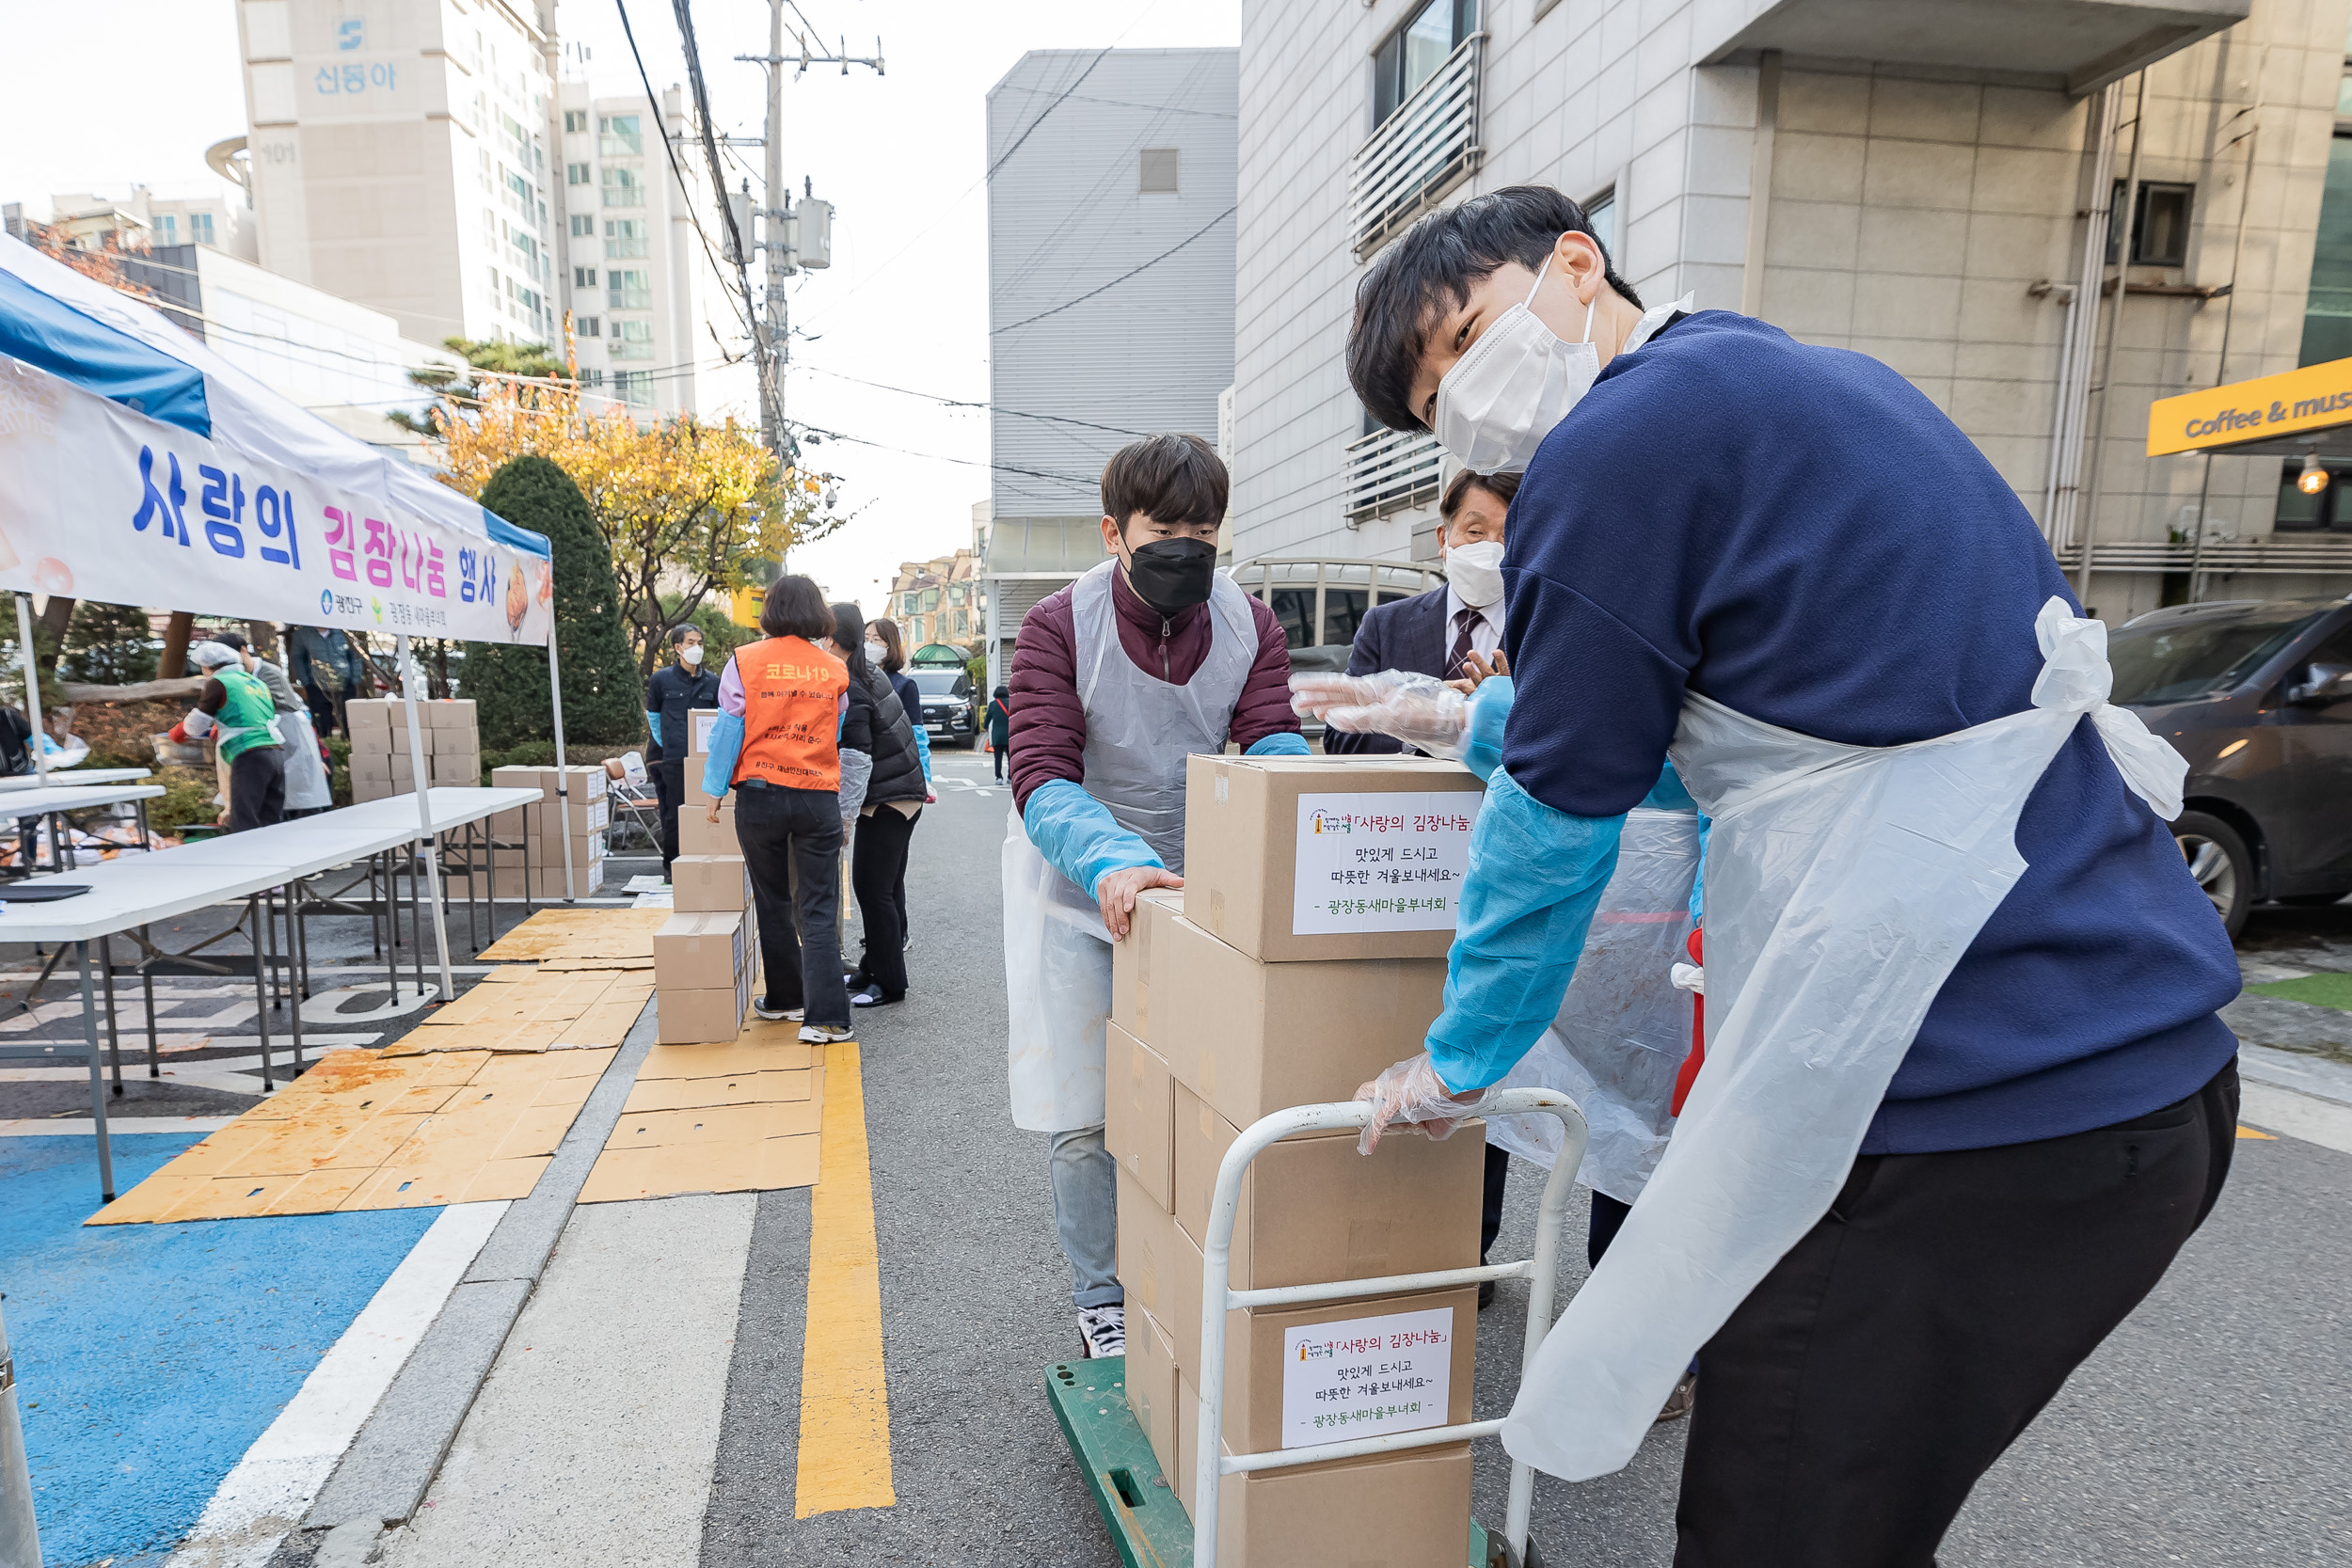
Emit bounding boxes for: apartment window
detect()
[564,109,588,135]
[577,315,601,337]
[601,166,644,208]
[574,265,596,287]
[579,367,605,388]
[1373,0,1479,127]
[2304,135,2352,365]
[610,319,655,360]
[1584,187,1616,261]
[191,212,215,245]
[599,114,643,156]
[2109,181,2193,267]
[613,370,654,405]
[604,218,649,258]
[567,162,591,186]
[2274,463,2352,531]
[571,214,595,237]
[608,269,652,309]
[1139,148,1179,194]
[901,592,919,615]
[154,214,178,245]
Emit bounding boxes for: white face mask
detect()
[1433,254,1598,476]
[679,643,704,667]
[1444,539,1506,608]
[864,641,887,666]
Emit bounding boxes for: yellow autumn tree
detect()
[428,375,845,673]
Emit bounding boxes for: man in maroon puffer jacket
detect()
[1003,433,1306,1361]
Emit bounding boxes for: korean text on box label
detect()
[1280,1304,1453,1449]
[1292,791,1478,936]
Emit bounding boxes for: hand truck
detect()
[1045,1086,1589,1568]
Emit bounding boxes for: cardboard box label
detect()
[1282,1304,1453,1449]
[690,709,722,754]
[1292,792,1478,935]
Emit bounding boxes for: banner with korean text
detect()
[0,234,552,645]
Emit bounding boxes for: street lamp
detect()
[2296,453,2328,495]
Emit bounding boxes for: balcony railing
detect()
[1343,426,1445,522]
[1347,33,1484,261]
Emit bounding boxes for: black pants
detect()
[992,742,1007,782]
[733,783,849,1028]
[1479,1143,1510,1260]
[1674,1064,2239,1567]
[850,805,919,998]
[655,758,683,875]
[227,746,287,832]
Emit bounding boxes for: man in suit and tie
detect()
[1326,466,1518,1304]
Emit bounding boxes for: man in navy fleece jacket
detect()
[1345,187,2241,1566]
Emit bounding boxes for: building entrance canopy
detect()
[2148,357,2352,462]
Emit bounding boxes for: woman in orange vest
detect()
[699,574,855,1042]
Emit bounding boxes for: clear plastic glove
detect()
[1355,1052,1492,1155]
[1288,670,1470,760]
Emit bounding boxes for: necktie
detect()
[1448,607,1478,679]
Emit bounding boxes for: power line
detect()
[794,364,1152,436]
[789,420,1096,486]
[991,204,1235,337]
[612,0,755,345]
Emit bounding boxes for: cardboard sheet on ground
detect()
[579,1019,834,1203]
[476,907,672,962]
[387,962,655,1054]
[87,1046,616,1225]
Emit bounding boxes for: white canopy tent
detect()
[0,232,589,993]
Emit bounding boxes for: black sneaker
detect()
[1478,1278,1496,1310]
[850,988,904,1008]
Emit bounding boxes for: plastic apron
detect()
[1500,598,2189,1481]
[1002,561,1257,1132]
[276,707,333,810]
[1484,807,1698,1202]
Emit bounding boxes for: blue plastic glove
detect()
[646,710,661,751]
[1245,732,1311,757]
[1023,778,1162,899]
[1424,767,1625,1093]
[913,721,935,783]
[700,712,743,803]
[1461,676,1514,782]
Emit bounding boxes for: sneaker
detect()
[1477,1278,1497,1311]
[1077,1305,1126,1359]
[850,988,904,1008]
[799,1022,855,1043]
[752,999,803,1022]
[1656,1370,1698,1423]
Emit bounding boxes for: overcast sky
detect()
[0,0,1240,617]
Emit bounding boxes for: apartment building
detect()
[1233,0,2352,619]
[981,47,1240,679]
[234,0,562,350]
[41,185,256,262]
[554,83,715,415]
[888,548,986,656]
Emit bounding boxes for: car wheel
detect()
[2173,811,2253,939]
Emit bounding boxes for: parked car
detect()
[2111,597,2352,936]
[909,667,979,749]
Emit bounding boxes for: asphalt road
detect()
[693,752,2352,1566]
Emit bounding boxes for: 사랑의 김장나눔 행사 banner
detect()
[0,232,553,644]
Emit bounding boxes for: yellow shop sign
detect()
[2148,357,2352,456]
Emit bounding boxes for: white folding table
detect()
[0,767,152,791]
[0,781,165,874]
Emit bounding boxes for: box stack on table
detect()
[345,698,481,803]
[1110,754,1490,1564]
[679,708,739,856]
[487,764,612,897]
[655,907,759,1044]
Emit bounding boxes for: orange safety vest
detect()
[732,636,849,792]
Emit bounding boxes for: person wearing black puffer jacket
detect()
[831,602,926,1008]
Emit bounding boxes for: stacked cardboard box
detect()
[679,707,739,856]
[487,764,612,897]
[654,907,760,1044]
[1110,754,1490,1563]
[671,853,751,911]
[345,698,482,802]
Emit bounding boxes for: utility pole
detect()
[738,7,880,469]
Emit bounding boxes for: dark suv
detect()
[909,668,979,749]
[2112,597,2352,935]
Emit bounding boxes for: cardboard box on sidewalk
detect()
[656,911,752,990]
[1114,1168,1178,1331]
[678,804,739,855]
[1126,1304,1182,1485]
[657,971,751,1045]
[1109,890,1180,1045]
[425,698,478,730]
[1169,1082,1483,1291]
[1172,1370,1472,1560]
[1152,911,1445,1130]
[673,854,750,912]
[1104,1022,1175,1212]
[1181,754,1485,962]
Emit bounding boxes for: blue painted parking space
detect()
[0,1136,437,1566]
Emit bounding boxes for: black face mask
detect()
[1124,536,1218,614]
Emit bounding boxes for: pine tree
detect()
[60,602,160,686]
[463,456,645,750]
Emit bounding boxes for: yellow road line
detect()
[795,1039,896,1516]
[2235,1124,2276,1140]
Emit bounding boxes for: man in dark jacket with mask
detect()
[645,624,721,879]
[1004,433,1307,1362]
